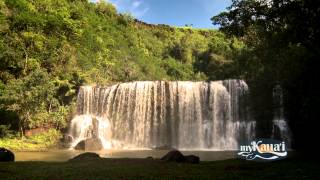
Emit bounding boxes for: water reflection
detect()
[14,150,237,162]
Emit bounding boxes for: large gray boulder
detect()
[0,148,14,162]
[74,138,103,151]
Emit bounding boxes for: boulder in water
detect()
[161,150,200,164]
[0,148,14,162]
[74,138,103,151]
[69,152,101,161]
[74,140,85,150]
[64,135,74,144]
[161,150,185,162]
[184,155,200,164]
[85,138,103,151]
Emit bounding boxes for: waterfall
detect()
[69,80,256,150]
[272,85,292,147]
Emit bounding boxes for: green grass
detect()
[0,157,319,180]
[0,129,62,151]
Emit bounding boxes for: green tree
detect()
[0,70,57,134]
[212,0,320,150]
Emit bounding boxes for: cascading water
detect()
[272,85,292,147]
[69,80,256,150]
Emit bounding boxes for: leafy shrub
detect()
[28,129,62,147]
[0,125,14,138]
[0,128,62,151]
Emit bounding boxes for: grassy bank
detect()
[0,157,319,179]
[0,129,62,151]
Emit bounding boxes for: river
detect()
[14,150,238,162]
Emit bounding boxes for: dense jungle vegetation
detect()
[0,0,244,149]
[0,0,319,151]
[212,0,320,151]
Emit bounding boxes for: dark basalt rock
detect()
[64,135,74,144]
[74,140,85,150]
[161,150,200,164]
[184,155,200,164]
[74,138,103,151]
[0,148,14,162]
[161,150,185,162]
[69,152,101,161]
[146,156,153,159]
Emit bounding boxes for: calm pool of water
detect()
[13,150,238,162]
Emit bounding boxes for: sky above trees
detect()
[91,0,231,28]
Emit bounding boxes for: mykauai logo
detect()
[238,139,287,162]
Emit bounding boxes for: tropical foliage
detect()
[212,0,320,150]
[0,0,243,137]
